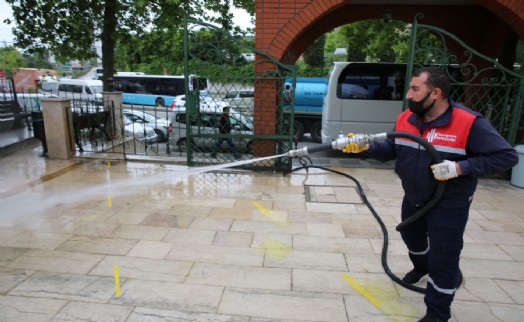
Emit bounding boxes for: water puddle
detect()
[1,154,287,221]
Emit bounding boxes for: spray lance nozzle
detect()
[285,132,388,157]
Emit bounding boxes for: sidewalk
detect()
[0,130,523,321]
[0,127,34,150]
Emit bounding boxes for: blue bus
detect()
[113,74,209,107]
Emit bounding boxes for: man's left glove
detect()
[342,133,369,153]
[431,160,458,181]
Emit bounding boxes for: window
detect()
[336,64,405,101]
[225,91,238,99]
[59,84,83,93]
[200,113,218,128]
[239,91,254,98]
[72,85,83,93]
[176,113,187,124]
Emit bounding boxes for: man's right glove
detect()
[431,160,459,181]
[342,133,369,153]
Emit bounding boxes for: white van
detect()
[168,106,254,153]
[57,79,103,101]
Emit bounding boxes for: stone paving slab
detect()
[6,250,103,274]
[186,262,291,290]
[127,306,249,322]
[0,268,34,294]
[50,301,134,322]
[9,271,115,303]
[89,255,193,282]
[109,279,224,313]
[0,294,67,322]
[218,288,348,321]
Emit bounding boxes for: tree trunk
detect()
[102,0,118,92]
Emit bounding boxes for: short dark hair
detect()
[413,67,451,98]
[223,106,230,113]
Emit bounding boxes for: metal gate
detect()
[405,14,524,145]
[180,18,296,171]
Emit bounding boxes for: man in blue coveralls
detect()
[343,67,518,321]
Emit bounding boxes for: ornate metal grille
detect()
[406,14,524,144]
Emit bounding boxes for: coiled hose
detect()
[284,131,446,293]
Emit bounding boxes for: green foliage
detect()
[325,29,348,55]
[303,35,326,68]
[114,25,254,81]
[337,20,408,62]
[294,58,328,78]
[0,47,23,77]
[5,0,103,62]
[4,0,255,90]
[189,59,254,83]
[22,53,53,69]
[114,30,185,75]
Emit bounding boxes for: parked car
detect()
[123,114,158,144]
[168,105,253,153]
[122,109,169,142]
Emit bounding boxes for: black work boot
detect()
[402,269,427,284]
[457,269,463,288]
[418,313,447,322]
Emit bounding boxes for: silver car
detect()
[123,109,169,142]
[168,106,253,153]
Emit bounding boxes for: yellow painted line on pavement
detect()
[252,201,290,227]
[341,273,382,309]
[252,201,271,216]
[114,265,121,297]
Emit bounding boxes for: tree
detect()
[325,28,348,56]
[0,47,23,78]
[303,35,326,68]
[4,0,255,91]
[22,53,54,70]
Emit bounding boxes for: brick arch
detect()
[256,0,524,64]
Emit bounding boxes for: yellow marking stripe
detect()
[341,273,382,308]
[114,265,121,297]
[252,201,271,216]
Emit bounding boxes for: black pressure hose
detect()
[285,131,446,294]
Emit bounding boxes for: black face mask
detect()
[408,91,435,117]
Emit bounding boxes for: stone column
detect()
[103,92,123,139]
[39,98,75,159]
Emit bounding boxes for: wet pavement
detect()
[1,129,524,322]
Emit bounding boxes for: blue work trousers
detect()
[400,198,470,321]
